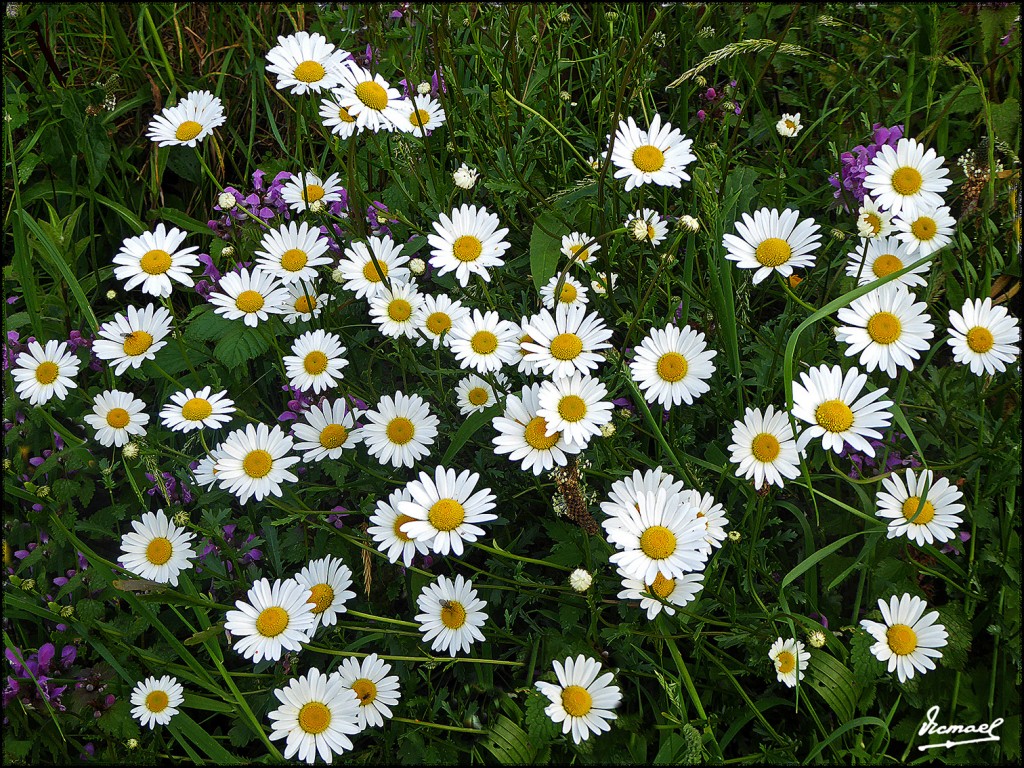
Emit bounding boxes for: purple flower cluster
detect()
[828,123,904,209]
[3,330,32,372]
[696,80,742,123]
[145,471,195,506]
[837,431,921,480]
[197,524,263,575]
[208,169,294,240]
[4,643,76,716]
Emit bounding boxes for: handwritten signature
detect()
[917,705,1004,751]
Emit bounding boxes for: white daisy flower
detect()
[515,317,545,376]
[283,329,349,394]
[844,236,929,288]
[609,114,696,192]
[336,653,401,730]
[624,208,668,247]
[417,293,470,350]
[224,577,316,663]
[452,163,479,190]
[399,465,497,557]
[266,668,361,764]
[616,566,704,620]
[836,284,936,378]
[84,389,149,448]
[113,223,200,297]
[282,282,330,324]
[295,555,357,631]
[333,62,404,132]
[860,593,948,683]
[535,655,622,744]
[728,405,801,489]
[394,93,446,137]
[629,323,717,409]
[790,364,894,457]
[368,281,426,340]
[281,171,346,213]
[146,90,226,147]
[208,267,290,327]
[414,574,488,657]
[119,509,196,586]
[601,467,686,529]
[265,31,349,95]
[893,205,956,256]
[768,638,810,688]
[448,309,521,374]
[291,398,363,462]
[360,391,439,469]
[427,204,511,286]
[130,675,184,729]
[191,446,224,490]
[946,297,1021,376]
[492,383,583,475]
[875,468,965,546]
[213,423,300,504]
[254,221,333,284]
[775,112,803,138]
[590,272,619,295]
[93,303,173,375]
[863,137,951,219]
[561,231,601,266]
[318,91,361,139]
[454,372,506,415]
[367,487,431,566]
[337,235,411,300]
[536,373,613,449]
[680,489,729,552]
[856,195,894,239]
[540,273,589,309]
[722,207,823,284]
[160,386,235,433]
[10,339,80,406]
[521,305,613,380]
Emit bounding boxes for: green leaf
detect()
[441,402,502,465]
[525,688,560,741]
[186,306,234,342]
[654,724,703,764]
[166,145,203,185]
[213,323,270,368]
[481,714,537,765]
[806,649,858,723]
[151,206,213,236]
[529,212,563,292]
[991,97,1020,147]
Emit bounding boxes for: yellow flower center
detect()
[255,605,289,637]
[123,331,154,357]
[308,583,335,614]
[453,235,483,263]
[294,295,316,314]
[647,224,657,240]
[467,387,490,406]
[440,600,467,629]
[280,248,308,273]
[470,330,498,355]
[570,244,590,263]
[387,298,413,322]
[303,184,326,204]
[649,573,675,599]
[754,237,793,268]
[428,498,466,532]
[304,350,329,374]
[297,701,332,734]
[632,144,665,173]
[519,335,534,356]
[410,108,432,127]
[776,650,796,674]
[355,80,389,110]
[352,678,377,706]
[550,332,583,361]
[656,351,688,382]
[524,416,559,450]
[235,290,265,313]
[639,525,677,560]
[867,311,902,345]
[910,217,937,241]
[966,326,994,353]
[175,120,203,141]
[337,106,356,123]
[140,249,172,275]
[319,424,348,449]
[242,449,273,479]
[393,514,416,542]
[560,685,593,717]
[386,417,414,445]
[181,397,213,422]
[901,496,936,525]
[34,361,59,385]
[426,312,452,335]
[145,690,169,713]
[559,283,578,303]
[293,60,326,84]
[872,254,903,278]
[785,119,797,131]
[106,408,131,429]
[751,432,781,462]
[863,212,883,236]
[145,536,173,565]
[557,394,587,423]
[363,260,388,282]
[891,166,923,196]
[815,399,854,433]
[886,623,918,655]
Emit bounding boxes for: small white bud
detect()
[122,443,140,460]
[309,199,326,214]
[331,267,345,284]
[417,82,432,95]
[217,192,237,210]
[452,163,479,190]
[221,245,235,258]
[408,258,426,276]
[569,568,593,592]
[679,215,700,233]
[807,630,827,648]
[105,290,117,300]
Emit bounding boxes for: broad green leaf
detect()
[529,212,564,292]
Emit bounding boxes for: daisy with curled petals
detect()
[492,383,582,476]
[336,653,401,730]
[160,386,235,433]
[616,566,704,620]
[84,390,149,448]
[893,205,956,257]
[113,223,200,297]
[208,267,290,327]
[338,235,410,300]
[146,90,225,147]
[395,93,446,137]
[722,207,823,285]
[267,668,361,765]
[604,489,709,583]
[521,304,613,380]
[768,638,810,688]
[360,391,438,468]
[540,273,589,309]
[224,577,316,663]
[561,231,600,266]
[295,555,357,632]
[535,654,622,745]
[367,487,431,566]
[369,281,425,340]
[254,221,333,284]
[856,195,893,239]
[283,282,330,325]
[214,423,300,504]
[681,489,729,552]
[835,283,935,378]
[291,398,363,462]
[415,574,488,657]
[790,364,894,457]
[11,340,80,406]
[630,324,717,409]
[427,204,511,286]
[318,91,361,139]
[860,593,947,683]
[845,236,929,288]
[448,309,521,374]
[946,297,1021,376]
[875,468,965,546]
[283,329,349,394]
[265,31,349,96]
[863,137,951,219]
[130,675,184,729]
[281,171,346,213]
[624,208,668,248]
[418,293,469,349]
[610,113,695,192]
[399,465,497,556]
[119,509,195,586]
[93,303,172,375]
[537,373,613,449]
[728,405,801,489]
[333,62,403,132]
[454,372,506,415]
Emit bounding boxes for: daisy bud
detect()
[600,422,616,437]
[60,605,74,618]
[830,228,846,241]
[3,459,11,471]
[807,629,827,648]
[309,199,326,214]
[628,219,650,241]
[172,510,190,528]
[453,163,479,190]
[727,530,742,543]
[122,442,140,460]
[331,267,346,284]
[558,11,570,22]
[605,11,619,21]
[408,257,426,276]
[678,215,700,232]
[417,82,432,95]
[569,568,593,592]
[221,245,235,258]
[106,290,117,300]
[126,739,139,750]
[36,485,51,499]
[218,192,237,210]
[21,578,36,591]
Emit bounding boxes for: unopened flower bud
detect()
[417,82,432,95]
[36,485,51,499]
[807,630,826,648]
[106,290,117,300]
[728,530,742,543]
[122,443,140,460]
[22,579,36,591]
[60,605,75,619]
[218,192,237,210]
[408,258,426,276]
[678,215,700,233]
[600,423,616,437]
[569,568,593,592]
[331,267,345,284]
[221,245,235,258]
[309,199,326,214]
[126,739,139,750]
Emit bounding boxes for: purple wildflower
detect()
[828,123,904,209]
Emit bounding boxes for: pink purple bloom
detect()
[828,123,904,209]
